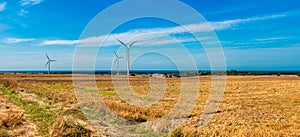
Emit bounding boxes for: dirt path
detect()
[0,92,40,137]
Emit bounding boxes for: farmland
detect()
[0,74,300,136]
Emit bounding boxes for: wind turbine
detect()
[117,39,137,76]
[114,51,123,75]
[44,54,56,74]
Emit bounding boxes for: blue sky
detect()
[0,0,300,71]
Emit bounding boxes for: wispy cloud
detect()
[221,36,293,48]
[3,37,35,44]
[17,9,29,17]
[254,36,292,42]
[18,0,44,17]
[19,0,44,6]
[211,14,286,30]
[0,2,7,11]
[40,29,209,47]
[40,13,286,47]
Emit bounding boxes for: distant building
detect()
[151,73,165,78]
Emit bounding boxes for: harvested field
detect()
[0,74,300,136]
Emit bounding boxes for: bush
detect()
[228,70,238,75]
[164,73,173,78]
[297,73,300,77]
[173,73,181,78]
[276,73,281,76]
[199,71,211,76]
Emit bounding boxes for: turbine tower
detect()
[117,39,137,76]
[114,51,123,75]
[44,54,56,74]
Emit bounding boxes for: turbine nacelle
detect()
[117,39,137,49]
[44,60,56,67]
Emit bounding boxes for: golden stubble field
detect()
[0,74,300,136]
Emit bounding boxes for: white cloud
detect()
[18,9,29,17]
[4,37,35,44]
[0,2,7,11]
[41,39,79,45]
[40,13,285,47]
[19,0,43,6]
[18,0,44,17]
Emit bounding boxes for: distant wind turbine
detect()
[44,54,56,74]
[114,51,123,75]
[117,39,137,76]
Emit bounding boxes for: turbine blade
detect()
[46,54,50,60]
[114,51,119,57]
[44,61,50,67]
[128,40,137,48]
[117,39,128,48]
